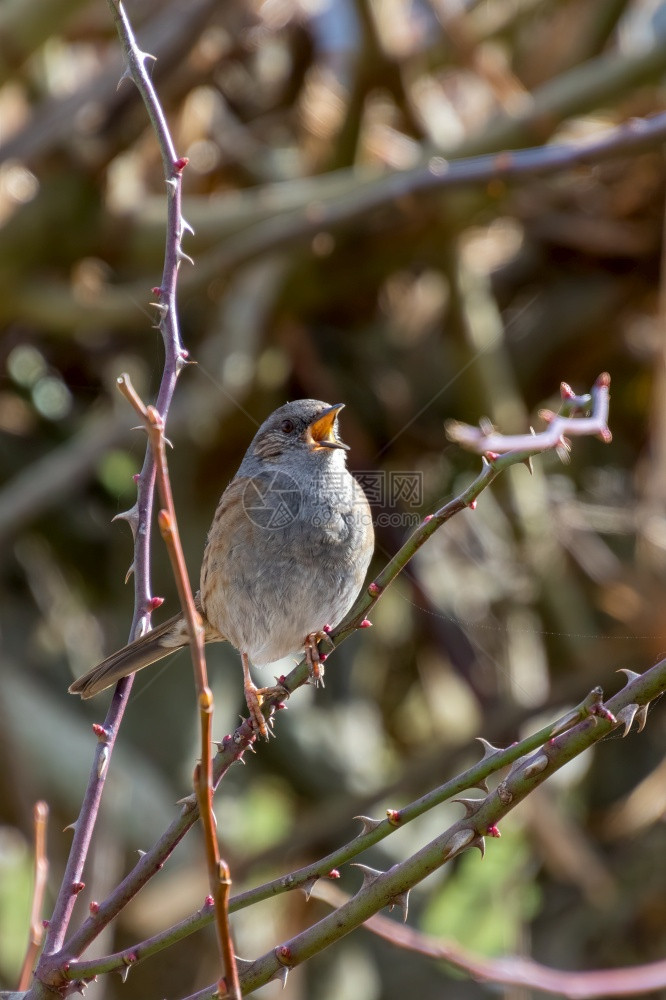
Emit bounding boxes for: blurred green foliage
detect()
[422,823,541,956]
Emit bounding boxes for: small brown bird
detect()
[69,400,374,735]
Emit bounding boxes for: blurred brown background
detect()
[1,0,666,997]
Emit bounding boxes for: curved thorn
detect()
[354,815,383,835]
[442,827,475,859]
[470,835,486,858]
[272,966,289,988]
[351,863,383,890]
[453,797,484,817]
[116,66,133,90]
[388,889,410,922]
[617,668,642,685]
[616,703,638,736]
[302,876,319,901]
[177,248,195,266]
[635,703,649,732]
[475,737,503,760]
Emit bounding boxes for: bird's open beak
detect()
[308,404,349,450]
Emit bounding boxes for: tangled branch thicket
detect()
[2,1,666,999]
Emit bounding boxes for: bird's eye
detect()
[281,418,295,434]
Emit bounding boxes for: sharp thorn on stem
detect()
[351,864,383,890]
[475,736,503,760]
[302,876,319,901]
[272,966,289,988]
[388,889,410,922]
[177,248,195,266]
[354,814,383,835]
[453,797,484,818]
[470,835,486,857]
[617,668,642,686]
[116,66,133,90]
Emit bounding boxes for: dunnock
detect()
[69,400,375,735]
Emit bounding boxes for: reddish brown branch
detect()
[446,373,612,455]
[116,373,241,1000]
[18,801,49,990]
[313,882,666,999]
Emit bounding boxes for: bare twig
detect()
[63,375,613,982]
[105,0,189,647]
[446,374,612,454]
[38,373,612,991]
[55,728,252,963]
[105,3,241,989]
[38,683,128,966]
[33,0,194,989]
[18,802,49,990]
[195,659,666,997]
[117,373,240,999]
[271,375,612,699]
[315,883,666,999]
[64,684,618,979]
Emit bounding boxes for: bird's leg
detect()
[241,651,273,739]
[241,652,291,739]
[304,627,334,686]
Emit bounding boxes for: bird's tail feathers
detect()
[69,613,189,699]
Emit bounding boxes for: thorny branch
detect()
[11,0,663,995]
[116,373,240,1000]
[61,374,617,990]
[6,1,665,998]
[315,881,666,1000]
[269,374,612,706]
[64,684,619,981]
[164,658,666,998]
[31,0,197,992]
[18,803,49,991]
[446,375,612,455]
